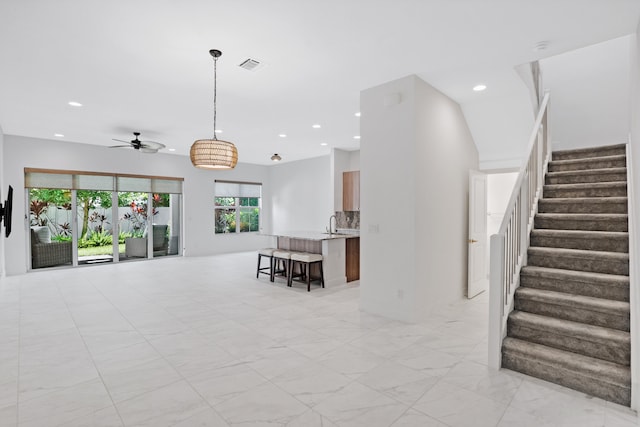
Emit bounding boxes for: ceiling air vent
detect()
[238,58,261,71]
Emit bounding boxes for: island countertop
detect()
[266,230,359,241]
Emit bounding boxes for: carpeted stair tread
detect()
[529,229,628,253]
[502,337,630,406]
[507,311,630,365]
[502,337,630,385]
[545,168,627,185]
[548,155,626,172]
[509,311,629,346]
[551,143,627,161]
[515,287,629,315]
[514,287,630,331]
[520,266,629,302]
[543,182,626,198]
[534,213,628,232]
[538,197,627,214]
[527,246,628,275]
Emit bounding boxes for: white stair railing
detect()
[488,91,551,369]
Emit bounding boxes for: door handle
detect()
[468,239,478,243]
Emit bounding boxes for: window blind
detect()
[25,169,183,194]
[215,180,261,198]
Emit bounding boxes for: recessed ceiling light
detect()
[353,136,361,140]
[279,134,287,138]
[312,124,321,129]
[473,84,487,92]
[168,148,176,152]
[271,153,282,162]
[68,101,82,107]
[320,142,328,146]
[54,133,64,137]
[355,112,361,117]
[215,129,223,133]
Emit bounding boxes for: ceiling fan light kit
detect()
[190,49,238,170]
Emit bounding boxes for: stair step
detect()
[538,197,628,214]
[545,168,627,185]
[527,247,628,275]
[543,182,627,198]
[530,229,628,253]
[534,213,628,232]
[520,266,629,302]
[502,337,630,406]
[548,155,626,172]
[552,144,627,161]
[507,311,630,365]
[514,287,630,331]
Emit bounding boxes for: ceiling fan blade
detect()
[111,133,164,152]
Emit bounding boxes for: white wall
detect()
[628,20,640,412]
[360,74,479,322]
[462,91,534,170]
[2,135,272,275]
[0,125,4,277]
[487,172,518,236]
[331,149,351,212]
[331,149,360,213]
[460,68,534,170]
[542,35,632,151]
[269,155,331,234]
[348,150,360,170]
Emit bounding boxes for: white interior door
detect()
[468,170,487,298]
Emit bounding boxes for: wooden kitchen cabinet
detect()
[342,170,360,211]
[345,237,360,282]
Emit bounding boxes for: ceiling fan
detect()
[110,132,166,153]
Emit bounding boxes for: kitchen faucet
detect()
[328,215,337,234]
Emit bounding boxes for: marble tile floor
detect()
[0,251,637,427]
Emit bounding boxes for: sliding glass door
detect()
[25,169,183,270]
[152,193,181,258]
[76,190,115,265]
[28,188,73,269]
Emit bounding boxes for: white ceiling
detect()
[1,1,638,165]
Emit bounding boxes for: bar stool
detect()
[271,250,292,282]
[289,252,324,291]
[256,248,276,279]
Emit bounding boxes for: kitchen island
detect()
[268,231,359,287]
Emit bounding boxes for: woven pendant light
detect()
[190,49,238,169]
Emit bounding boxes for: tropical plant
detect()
[57,222,72,236]
[29,199,49,226]
[77,190,113,239]
[88,211,109,233]
[78,231,113,248]
[121,199,157,233]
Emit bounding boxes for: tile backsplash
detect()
[335,211,360,229]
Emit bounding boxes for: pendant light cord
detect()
[213,55,218,141]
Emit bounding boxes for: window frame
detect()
[214,181,261,235]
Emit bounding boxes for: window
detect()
[214,180,261,234]
[25,168,183,269]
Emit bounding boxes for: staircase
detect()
[501,143,631,406]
